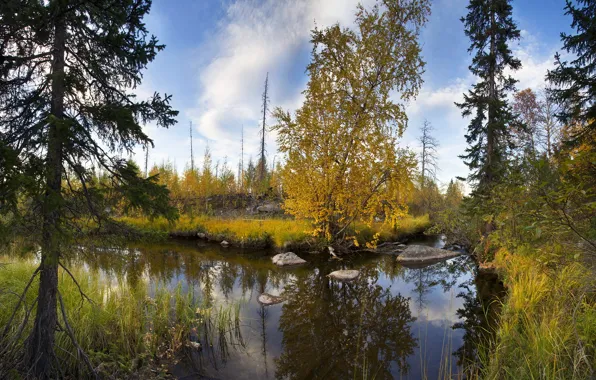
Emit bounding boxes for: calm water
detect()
[70,235,500,380]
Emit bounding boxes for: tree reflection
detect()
[404,255,471,311]
[276,267,416,380]
[453,269,506,376]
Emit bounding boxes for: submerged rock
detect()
[397,245,461,266]
[258,293,284,305]
[328,269,360,282]
[272,252,307,266]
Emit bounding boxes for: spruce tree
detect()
[456,0,521,194]
[0,0,177,377]
[547,0,596,144]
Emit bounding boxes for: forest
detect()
[0,0,594,379]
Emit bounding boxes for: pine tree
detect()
[456,0,521,193]
[0,1,177,376]
[547,0,596,144]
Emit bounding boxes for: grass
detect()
[0,254,242,379]
[119,214,313,248]
[481,246,596,379]
[118,214,431,249]
[352,214,431,245]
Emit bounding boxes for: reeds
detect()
[481,246,596,379]
[0,256,242,378]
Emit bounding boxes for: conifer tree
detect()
[0,0,177,376]
[547,0,596,144]
[456,0,521,193]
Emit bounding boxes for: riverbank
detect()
[0,252,241,379]
[480,247,595,379]
[116,214,431,251]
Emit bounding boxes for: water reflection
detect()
[57,237,493,379]
[277,266,415,379]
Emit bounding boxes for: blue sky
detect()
[133,0,574,188]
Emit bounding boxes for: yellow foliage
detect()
[272,0,429,241]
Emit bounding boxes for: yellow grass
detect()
[119,214,431,248]
[483,246,596,379]
[119,215,313,247]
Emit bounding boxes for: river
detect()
[65,235,501,379]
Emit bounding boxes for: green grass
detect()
[0,255,241,378]
[481,246,596,379]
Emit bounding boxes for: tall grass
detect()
[119,214,431,249]
[0,256,242,378]
[481,246,596,379]
[353,214,431,245]
[120,215,313,247]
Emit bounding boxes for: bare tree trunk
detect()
[259,73,269,183]
[26,2,66,376]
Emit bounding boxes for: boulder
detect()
[397,245,461,267]
[257,203,282,213]
[197,232,207,239]
[221,240,230,247]
[258,293,284,306]
[328,269,360,282]
[272,252,307,266]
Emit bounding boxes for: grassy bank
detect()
[0,255,240,379]
[481,247,595,379]
[118,214,431,250]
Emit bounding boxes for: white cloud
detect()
[186,0,376,170]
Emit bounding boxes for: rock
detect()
[188,341,201,350]
[221,240,230,247]
[257,203,281,213]
[197,232,207,239]
[272,252,307,266]
[397,244,407,250]
[328,246,339,258]
[397,245,461,267]
[328,269,360,282]
[258,293,284,305]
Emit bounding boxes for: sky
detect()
[132,0,575,189]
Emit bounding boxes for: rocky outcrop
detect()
[328,270,360,282]
[272,252,307,266]
[397,245,461,267]
[258,293,284,305]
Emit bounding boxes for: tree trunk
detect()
[485,6,497,234]
[26,1,66,376]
